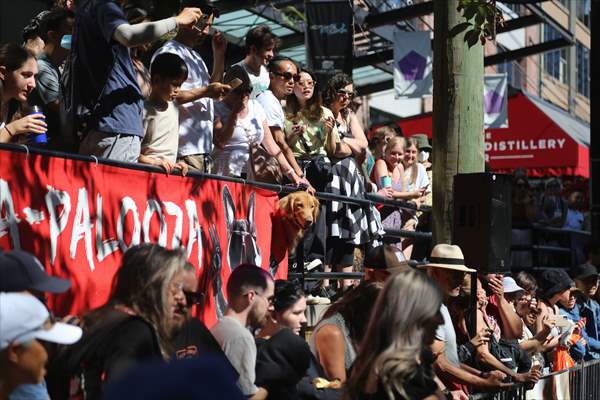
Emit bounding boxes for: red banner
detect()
[0,149,285,327]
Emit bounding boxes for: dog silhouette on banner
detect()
[222,186,262,270]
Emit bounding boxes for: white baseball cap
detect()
[503,277,525,294]
[0,292,82,351]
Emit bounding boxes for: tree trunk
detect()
[432,0,485,245]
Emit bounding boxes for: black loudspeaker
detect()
[453,173,512,273]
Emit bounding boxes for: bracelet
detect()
[4,125,14,137]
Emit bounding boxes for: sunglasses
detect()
[274,72,299,82]
[337,89,355,98]
[184,290,204,306]
[296,80,315,88]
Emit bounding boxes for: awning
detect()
[393,91,590,178]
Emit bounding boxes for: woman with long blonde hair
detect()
[372,136,427,257]
[345,269,444,400]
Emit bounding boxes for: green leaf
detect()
[474,13,485,28]
[450,22,472,37]
[465,29,481,47]
[463,5,479,21]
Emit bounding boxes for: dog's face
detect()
[280,192,319,229]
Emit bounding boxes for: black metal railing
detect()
[469,359,600,400]
[511,223,591,270]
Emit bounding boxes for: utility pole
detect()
[432,0,485,244]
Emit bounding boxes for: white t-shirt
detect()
[404,162,430,191]
[210,316,259,396]
[153,40,214,156]
[141,100,179,163]
[236,61,270,99]
[435,303,459,366]
[212,99,266,177]
[256,90,284,128]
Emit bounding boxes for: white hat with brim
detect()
[503,276,525,294]
[0,292,82,350]
[418,244,476,273]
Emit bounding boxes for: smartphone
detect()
[194,14,210,32]
[229,78,243,89]
[549,315,571,328]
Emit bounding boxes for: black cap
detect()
[364,245,410,271]
[570,263,599,280]
[0,250,71,293]
[538,269,574,300]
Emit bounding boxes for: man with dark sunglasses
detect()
[172,264,229,363]
[257,56,312,190]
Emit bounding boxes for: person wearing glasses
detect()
[210,264,274,400]
[52,244,188,399]
[256,56,312,189]
[212,65,303,184]
[322,73,377,291]
[171,263,226,361]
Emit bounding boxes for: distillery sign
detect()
[484,131,567,162]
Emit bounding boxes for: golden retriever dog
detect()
[271,191,319,267]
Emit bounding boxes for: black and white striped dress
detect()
[326,122,383,246]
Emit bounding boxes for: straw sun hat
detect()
[418,244,476,273]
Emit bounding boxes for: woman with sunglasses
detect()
[321,73,378,291]
[212,65,303,183]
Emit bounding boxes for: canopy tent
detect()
[394,91,590,178]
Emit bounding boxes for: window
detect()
[543,26,567,83]
[496,46,522,90]
[576,0,591,29]
[576,42,590,98]
[555,0,569,8]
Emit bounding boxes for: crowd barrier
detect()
[511,223,591,270]
[470,359,600,400]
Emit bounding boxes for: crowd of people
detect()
[2,241,600,399]
[0,0,436,296]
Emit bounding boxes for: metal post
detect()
[568,0,577,115]
[591,0,600,241]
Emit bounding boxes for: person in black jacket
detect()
[47,244,189,400]
[256,280,341,400]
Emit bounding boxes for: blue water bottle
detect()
[29,105,47,145]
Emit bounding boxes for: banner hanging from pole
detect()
[305,0,353,86]
[484,73,509,129]
[393,29,433,98]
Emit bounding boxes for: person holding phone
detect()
[152,0,230,173]
[212,65,302,184]
[397,137,429,259]
[372,136,427,258]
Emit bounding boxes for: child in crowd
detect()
[138,53,189,175]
